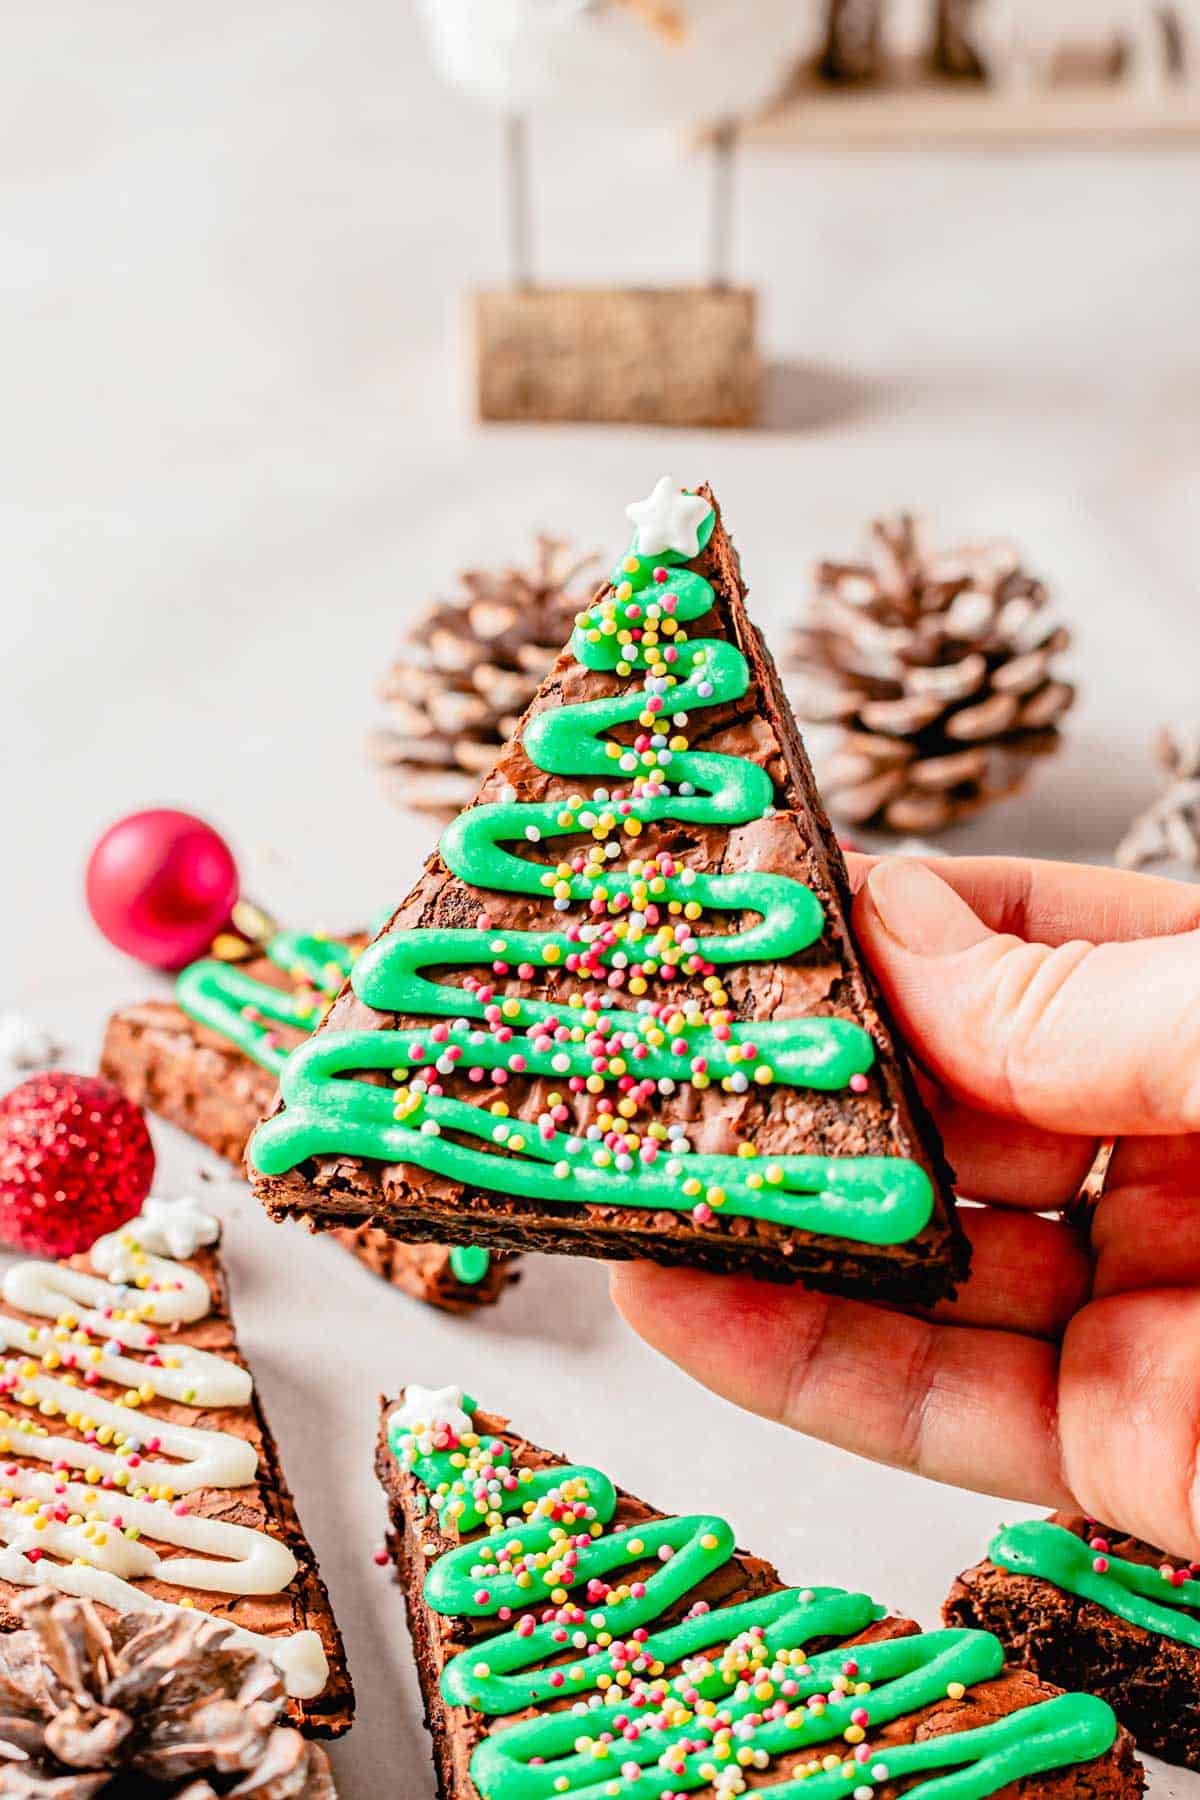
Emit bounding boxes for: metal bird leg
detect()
[505,113,533,289]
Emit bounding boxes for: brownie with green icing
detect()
[100,936,512,1313]
[248,481,966,1306]
[377,1386,1141,1800]
[946,1512,1200,1769]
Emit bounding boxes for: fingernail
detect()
[864,859,990,957]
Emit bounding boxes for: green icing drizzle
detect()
[177,933,356,1074]
[390,1399,1117,1800]
[176,934,493,1286]
[449,1244,492,1285]
[250,493,933,1250]
[991,1518,1200,1648]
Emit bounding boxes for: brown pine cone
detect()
[1116,726,1200,869]
[368,536,599,821]
[0,1591,335,1798]
[789,513,1074,834]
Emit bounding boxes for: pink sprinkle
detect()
[1093,1555,1109,1573]
[849,1073,869,1093]
[373,1548,390,1566]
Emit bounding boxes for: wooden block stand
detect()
[474,286,761,428]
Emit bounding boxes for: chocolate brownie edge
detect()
[101,1003,511,1313]
[946,1556,1200,1770]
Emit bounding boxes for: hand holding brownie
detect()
[612,852,1200,1558]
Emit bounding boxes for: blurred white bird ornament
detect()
[418,0,819,128]
[416,0,817,423]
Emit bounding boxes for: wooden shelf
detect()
[739,63,1200,149]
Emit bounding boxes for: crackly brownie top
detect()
[249,479,942,1259]
[383,1384,1120,1800]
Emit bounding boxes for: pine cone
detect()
[789,513,1074,834]
[0,1591,334,1799]
[368,537,599,821]
[1116,726,1200,869]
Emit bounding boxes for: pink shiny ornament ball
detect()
[85,807,239,970]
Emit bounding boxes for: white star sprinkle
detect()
[625,476,712,559]
[393,1383,472,1438]
[104,1197,221,1276]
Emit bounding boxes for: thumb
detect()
[855,858,1200,1136]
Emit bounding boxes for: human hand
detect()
[611,854,1200,1556]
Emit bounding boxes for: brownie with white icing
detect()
[0,1197,352,1736]
[947,1513,1200,1769]
[249,481,966,1307]
[378,1385,1142,1800]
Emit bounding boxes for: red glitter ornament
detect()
[85,808,239,971]
[0,1072,155,1257]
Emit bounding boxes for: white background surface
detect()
[3,4,1200,1795]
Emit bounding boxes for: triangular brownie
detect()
[250,480,965,1305]
[0,1195,352,1735]
[100,927,513,1312]
[946,1514,1200,1769]
[377,1384,1139,1800]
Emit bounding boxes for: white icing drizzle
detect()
[0,1267,251,1409]
[0,1545,328,1699]
[0,1466,297,1593]
[4,1239,215,1328]
[0,1366,257,1491]
[0,1203,328,1700]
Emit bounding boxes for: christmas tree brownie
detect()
[946,1515,1200,1769]
[249,480,966,1305]
[101,929,512,1312]
[0,1195,352,1735]
[377,1384,1141,1800]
